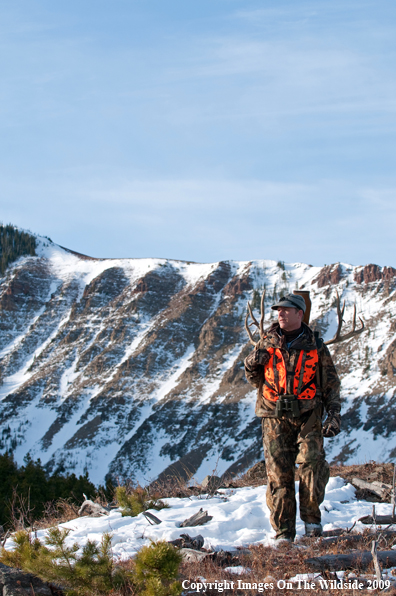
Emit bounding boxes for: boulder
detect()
[0,562,60,595]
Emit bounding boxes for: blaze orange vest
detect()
[263,347,318,402]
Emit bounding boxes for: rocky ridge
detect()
[0,237,395,485]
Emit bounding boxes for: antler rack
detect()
[245,290,266,346]
[325,291,365,346]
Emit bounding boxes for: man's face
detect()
[277,307,303,331]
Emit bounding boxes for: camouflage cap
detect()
[271,294,306,313]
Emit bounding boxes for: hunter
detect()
[244,294,341,542]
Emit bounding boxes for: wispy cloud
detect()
[0,1,395,266]
[1,172,396,265]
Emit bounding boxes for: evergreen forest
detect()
[0,224,37,275]
[0,452,98,529]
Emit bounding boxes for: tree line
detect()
[0,452,102,529]
[0,224,37,275]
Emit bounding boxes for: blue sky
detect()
[1,0,396,265]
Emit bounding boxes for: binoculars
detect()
[274,395,300,418]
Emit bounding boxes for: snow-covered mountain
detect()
[0,232,395,485]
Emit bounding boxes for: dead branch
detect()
[180,508,213,527]
[372,540,383,581]
[392,462,396,518]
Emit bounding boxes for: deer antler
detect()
[325,291,365,346]
[245,290,266,346]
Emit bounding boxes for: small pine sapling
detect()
[0,528,132,596]
[115,486,169,518]
[133,540,182,596]
[0,529,43,569]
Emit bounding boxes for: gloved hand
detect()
[322,410,341,437]
[245,348,270,370]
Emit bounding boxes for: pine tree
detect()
[0,529,132,596]
[1,532,182,596]
[0,452,97,529]
[115,486,168,517]
[0,223,37,274]
[133,540,182,596]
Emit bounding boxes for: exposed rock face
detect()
[354,264,396,284]
[1,237,396,483]
[311,264,343,288]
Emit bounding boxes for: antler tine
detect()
[260,289,266,338]
[336,311,365,343]
[247,301,260,330]
[325,293,365,346]
[245,306,258,346]
[351,303,356,332]
[332,292,345,342]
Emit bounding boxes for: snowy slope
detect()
[1,233,396,484]
[1,477,382,557]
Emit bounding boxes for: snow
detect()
[3,237,396,483]
[5,476,387,566]
[0,279,60,360]
[174,261,218,288]
[152,344,195,402]
[195,343,245,405]
[11,394,59,464]
[4,240,396,578]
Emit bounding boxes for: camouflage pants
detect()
[262,412,330,540]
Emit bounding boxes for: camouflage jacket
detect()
[244,322,341,418]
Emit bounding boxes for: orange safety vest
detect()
[263,347,318,402]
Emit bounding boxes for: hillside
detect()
[0,230,395,485]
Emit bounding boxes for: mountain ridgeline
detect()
[0,230,395,485]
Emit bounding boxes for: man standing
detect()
[244,294,341,542]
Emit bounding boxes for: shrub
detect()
[133,540,182,596]
[1,532,182,596]
[115,486,169,518]
[0,528,131,596]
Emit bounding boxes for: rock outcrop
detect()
[0,562,60,595]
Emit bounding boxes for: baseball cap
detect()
[271,294,306,313]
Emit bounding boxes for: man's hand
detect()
[322,410,341,438]
[245,348,270,370]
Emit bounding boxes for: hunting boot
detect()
[273,536,293,547]
[305,522,322,537]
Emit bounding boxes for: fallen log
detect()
[306,549,396,571]
[321,529,396,546]
[180,508,213,527]
[352,478,391,500]
[359,514,396,525]
[320,535,364,546]
[321,528,345,537]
